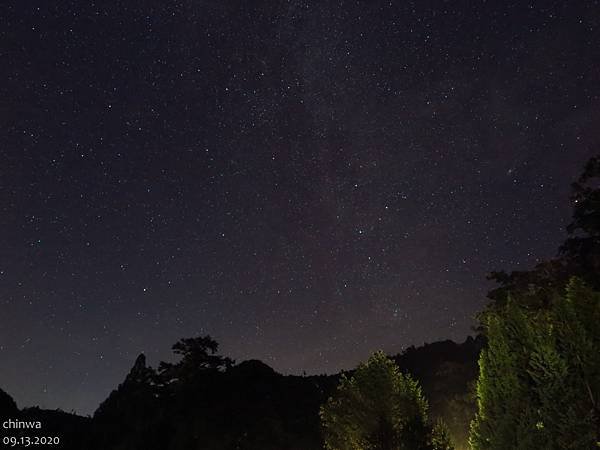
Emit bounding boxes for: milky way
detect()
[1,1,600,414]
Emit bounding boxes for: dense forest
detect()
[2,156,600,448]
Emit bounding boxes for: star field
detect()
[1,1,600,414]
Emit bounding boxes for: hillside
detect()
[0,335,481,449]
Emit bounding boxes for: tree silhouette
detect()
[487,155,600,310]
[158,335,233,383]
[470,156,600,449]
[560,155,600,282]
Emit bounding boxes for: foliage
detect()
[487,156,600,311]
[1,335,482,450]
[158,335,234,383]
[470,278,600,449]
[560,156,600,283]
[392,337,483,450]
[320,351,453,450]
[470,156,600,449]
[430,421,454,450]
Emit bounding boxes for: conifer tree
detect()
[470,278,600,449]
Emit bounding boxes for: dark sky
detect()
[1,1,599,415]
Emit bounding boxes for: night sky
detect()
[1,1,600,415]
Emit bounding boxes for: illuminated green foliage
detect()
[320,351,453,450]
[470,278,600,449]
